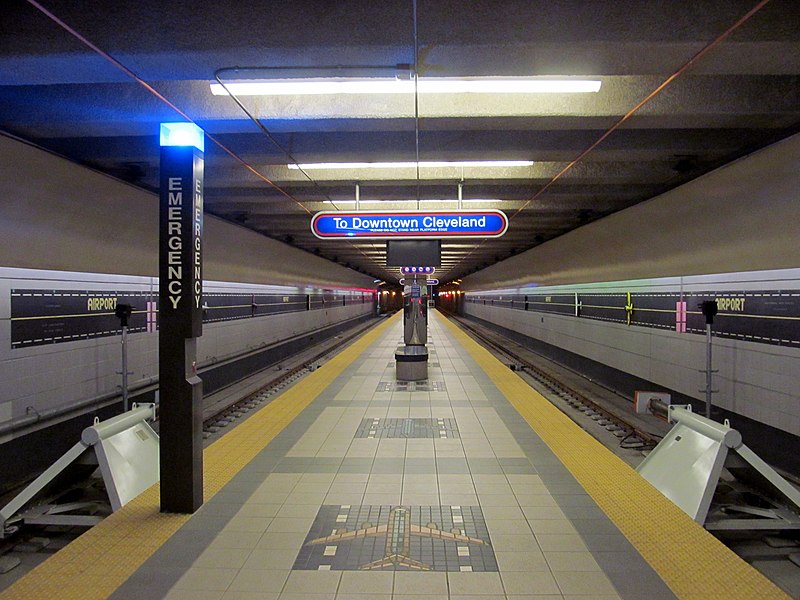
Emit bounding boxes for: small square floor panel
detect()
[293,505,497,572]
[377,381,447,392]
[355,418,460,439]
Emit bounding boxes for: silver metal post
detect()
[705,322,712,419]
[457,181,463,210]
[121,324,129,412]
[355,182,360,211]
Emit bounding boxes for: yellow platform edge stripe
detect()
[0,313,399,600]
[440,315,788,600]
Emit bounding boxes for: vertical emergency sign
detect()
[158,122,204,513]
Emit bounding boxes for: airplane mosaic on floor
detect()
[294,505,498,571]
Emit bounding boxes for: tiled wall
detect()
[0,269,374,433]
[463,270,800,437]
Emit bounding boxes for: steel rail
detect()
[200,317,382,432]
[445,313,662,449]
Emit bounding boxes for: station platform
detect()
[1,311,789,600]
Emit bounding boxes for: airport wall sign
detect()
[311,209,508,239]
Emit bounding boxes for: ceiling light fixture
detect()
[210,77,601,97]
[290,160,533,170]
[421,78,601,94]
[321,198,508,205]
[211,78,409,96]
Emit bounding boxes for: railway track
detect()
[444,312,667,451]
[200,316,386,436]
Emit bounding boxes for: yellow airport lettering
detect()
[716,297,746,312]
[87,297,117,311]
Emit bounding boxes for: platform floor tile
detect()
[2,312,788,599]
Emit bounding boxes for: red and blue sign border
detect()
[311,209,509,239]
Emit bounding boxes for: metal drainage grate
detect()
[355,418,459,439]
[377,381,446,392]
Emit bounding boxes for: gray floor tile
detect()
[168,528,223,551]
[226,569,289,593]
[436,458,471,473]
[404,462,438,474]
[591,551,659,574]
[180,515,235,532]
[551,494,598,507]
[581,534,636,552]
[570,518,622,535]
[537,470,579,483]
[211,490,257,504]
[371,458,405,473]
[500,570,561,595]
[552,571,618,596]
[559,504,609,520]
[501,463,538,474]
[498,458,533,467]
[468,462,505,474]
[109,573,190,600]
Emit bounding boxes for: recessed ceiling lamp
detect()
[290,160,533,170]
[210,77,601,96]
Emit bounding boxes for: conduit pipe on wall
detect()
[0,379,158,438]
[0,312,372,438]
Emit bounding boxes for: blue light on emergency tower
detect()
[160,122,205,152]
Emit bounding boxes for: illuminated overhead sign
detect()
[311,210,508,239]
[401,266,435,275]
[399,278,439,286]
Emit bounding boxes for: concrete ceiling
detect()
[1,0,799,284]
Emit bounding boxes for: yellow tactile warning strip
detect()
[441,316,789,600]
[0,314,399,600]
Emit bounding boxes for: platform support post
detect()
[158,123,205,513]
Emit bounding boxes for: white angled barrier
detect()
[636,405,800,530]
[1,404,159,537]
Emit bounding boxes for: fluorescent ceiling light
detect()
[291,160,533,170]
[421,79,601,94]
[210,77,601,96]
[211,79,411,96]
[322,198,508,205]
